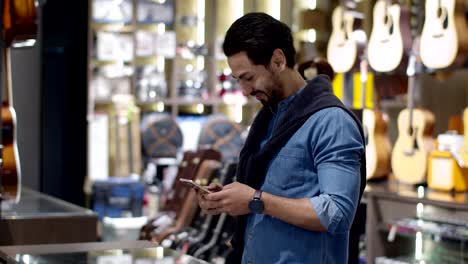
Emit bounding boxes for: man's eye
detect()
[245,76,253,81]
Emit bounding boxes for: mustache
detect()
[250,91,265,97]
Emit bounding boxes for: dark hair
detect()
[222,12,296,68]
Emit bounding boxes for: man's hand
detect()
[196,182,223,214]
[197,182,255,216]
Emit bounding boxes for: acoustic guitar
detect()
[1,0,38,203]
[420,0,468,69]
[359,53,392,180]
[391,42,435,185]
[326,1,361,73]
[368,0,411,73]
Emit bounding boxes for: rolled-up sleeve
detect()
[309,108,364,234]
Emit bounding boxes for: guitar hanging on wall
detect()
[391,38,435,185]
[367,0,411,73]
[326,1,362,73]
[359,52,392,180]
[1,0,38,203]
[420,0,468,70]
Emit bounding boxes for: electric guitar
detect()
[368,0,411,73]
[391,41,435,185]
[359,54,391,180]
[420,0,468,69]
[1,0,38,203]
[327,1,361,73]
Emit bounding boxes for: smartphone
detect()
[179,178,212,194]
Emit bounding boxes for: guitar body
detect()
[392,108,435,184]
[420,0,468,69]
[460,107,468,166]
[363,109,391,179]
[1,104,21,202]
[368,0,407,72]
[327,6,357,73]
[2,0,38,46]
[1,0,37,203]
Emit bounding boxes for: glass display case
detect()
[364,182,468,264]
[0,241,208,264]
[0,188,97,245]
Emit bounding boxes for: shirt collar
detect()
[272,85,306,114]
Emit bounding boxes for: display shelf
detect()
[90,59,134,67]
[91,23,134,33]
[136,23,166,32]
[134,56,160,66]
[365,181,468,210]
[136,97,258,108]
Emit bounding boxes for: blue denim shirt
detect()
[242,91,364,264]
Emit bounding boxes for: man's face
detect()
[228,52,283,107]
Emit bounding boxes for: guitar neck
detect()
[360,58,368,109]
[407,74,415,125]
[406,51,420,127]
[2,47,12,106]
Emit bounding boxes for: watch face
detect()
[248,199,264,214]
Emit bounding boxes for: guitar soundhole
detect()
[339,20,350,44]
[340,20,346,32]
[442,10,448,29]
[407,126,413,137]
[383,13,394,35]
[437,6,449,30]
[403,126,419,156]
[412,134,419,150]
[388,23,394,35]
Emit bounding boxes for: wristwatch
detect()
[248,190,264,214]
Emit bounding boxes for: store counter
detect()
[0,240,208,264]
[0,188,98,245]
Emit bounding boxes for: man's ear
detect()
[270,48,286,72]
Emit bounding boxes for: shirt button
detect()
[248,233,253,240]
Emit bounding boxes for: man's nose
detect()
[239,81,251,96]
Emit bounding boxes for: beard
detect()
[257,70,282,108]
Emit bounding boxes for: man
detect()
[197,12,366,263]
